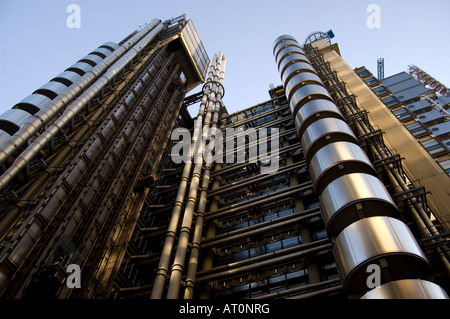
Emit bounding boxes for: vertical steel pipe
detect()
[150,55,218,299]
[166,53,225,298]
[0,20,164,192]
[182,55,226,299]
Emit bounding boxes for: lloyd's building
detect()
[0,15,449,299]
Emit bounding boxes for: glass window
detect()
[381,96,400,107]
[372,85,388,96]
[405,122,428,136]
[438,159,450,175]
[356,69,370,78]
[392,107,412,121]
[363,76,379,86]
[420,138,445,155]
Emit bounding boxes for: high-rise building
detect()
[0,16,449,300]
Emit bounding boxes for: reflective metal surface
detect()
[289,84,332,115]
[273,37,299,54]
[0,109,33,134]
[51,70,82,86]
[284,72,323,96]
[280,61,316,85]
[90,47,114,58]
[277,52,309,72]
[0,20,165,191]
[301,117,357,162]
[100,42,119,52]
[0,131,11,147]
[276,46,304,66]
[80,54,104,66]
[310,141,376,194]
[293,99,343,136]
[334,216,430,293]
[273,34,297,54]
[35,81,69,96]
[66,61,94,75]
[320,173,398,237]
[361,279,449,299]
[13,94,53,114]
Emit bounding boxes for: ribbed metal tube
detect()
[0,20,165,192]
[361,279,449,299]
[333,216,430,293]
[0,19,161,169]
[273,34,439,298]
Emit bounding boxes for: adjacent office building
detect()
[0,16,449,299]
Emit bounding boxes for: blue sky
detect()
[0,0,449,116]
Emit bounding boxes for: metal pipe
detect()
[201,209,321,250]
[166,52,225,298]
[0,19,161,168]
[273,35,440,298]
[194,242,332,284]
[0,44,165,238]
[252,278,341,299]
[204,182,313,222]
[303,44,450,293]
[150,55,218,299]
[0,20,166,192]
[183,56,226,299]
[197,238,329,278]
[309,47,450,269]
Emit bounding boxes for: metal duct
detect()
[151,54,219,299]
[293,99,344,137]
[361,279,449,299]
[334,216,430,293]
[166,52,226,299]
[51,70,82,87]
[309,141,377,195]
[0,19,165,192]
[300,117,357,163]
[10,94,53,115]
[0,19,161,168]
[0,109,33,135]
[320,173,398,237]
[273,34,442,298]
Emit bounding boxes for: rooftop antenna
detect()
[377,58,384,80]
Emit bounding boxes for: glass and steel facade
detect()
[355,67,450,175]
[0,15,449,300]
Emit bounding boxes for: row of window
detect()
[214,249,339,298]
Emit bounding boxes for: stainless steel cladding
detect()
[100,42,120,52]
[90,47,116,59]
[80,54,105,66]
[51,70,82,87]
[278,52,310,74]
[300,117,357,162]
[320,173,398,237]
[13,94,53,114]
[293,99,344,136]
[34,81,70,98]
[361,279,449,299]
[309,141,376,194]
[0,19,164,191]
[273,34,442,298]
[334,216,430,293]
[67,61,95,75]
[0,109,33,135]
[0,19,159,167]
